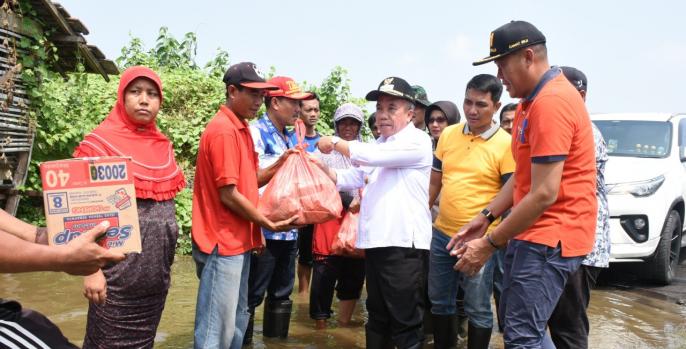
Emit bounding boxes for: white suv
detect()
[592,113,686,285]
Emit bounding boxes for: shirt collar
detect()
[462,121,500,140]
[220,105,248,130]
[524,66,562,102]
[259,113,292,137]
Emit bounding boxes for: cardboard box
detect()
[40,157,141,253]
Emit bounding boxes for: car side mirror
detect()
[679,119,686,162]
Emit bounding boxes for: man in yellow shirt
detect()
[428,74,514,349]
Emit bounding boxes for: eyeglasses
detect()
[428,117,447,124]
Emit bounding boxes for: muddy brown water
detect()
[2,255,685,348]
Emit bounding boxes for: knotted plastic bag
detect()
[331,211,365,258]
[258,120,343,225]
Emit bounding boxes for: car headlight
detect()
[607,175,665,197]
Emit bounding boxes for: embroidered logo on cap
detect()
[251,64,264,79]
[380,77,395,93]
[285,80,302,94]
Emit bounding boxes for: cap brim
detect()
[288,92,314,100]
[473,39,546,66]
[269,91,313,100]
[241,82,279,90]
[416,99,431,107]
[472,52,507,66]
[365,90,414,102]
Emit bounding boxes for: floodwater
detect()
[2,255,685,348]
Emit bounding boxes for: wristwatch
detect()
[480,208,497,224]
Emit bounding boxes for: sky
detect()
[59,0,686,115]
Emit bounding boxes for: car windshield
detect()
[593,120,672,158]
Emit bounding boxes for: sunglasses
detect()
[428,117,447,124]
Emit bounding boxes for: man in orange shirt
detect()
[191,62,298,349]
[449,21,597,348]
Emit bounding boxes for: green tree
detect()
[305,66,367,136]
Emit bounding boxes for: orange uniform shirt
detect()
[511,71,597,257]
[192,105,262,256]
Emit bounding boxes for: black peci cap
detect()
[365,77,415,102]
[473,20,546,66]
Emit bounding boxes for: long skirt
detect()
[83,199,178,349]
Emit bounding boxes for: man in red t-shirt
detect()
[448,21,597,348]
[191,62,299,349]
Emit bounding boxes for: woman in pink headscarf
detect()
[73,66,185,348]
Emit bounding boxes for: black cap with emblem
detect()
[365,77,416,102]
[473,21,546,66]
[223,62,278,89]
[560,66,588,92]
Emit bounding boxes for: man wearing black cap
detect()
[316,76,433,349]
[191,62,299,349]
[447,22,597,348]
[544,66,609,349]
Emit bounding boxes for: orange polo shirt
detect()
[192,105,262,256]
[511,71,597,257]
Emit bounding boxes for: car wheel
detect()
[645,210,682,285]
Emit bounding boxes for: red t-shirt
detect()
[192,105,262,256]
[511,72,597,257]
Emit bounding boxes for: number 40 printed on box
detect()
[40,157,142,253]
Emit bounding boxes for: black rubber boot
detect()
[365,327,394,349]
[431,314,458,349]
[263,299,292,338]
[467,322,493,349]
[242,311,254,346]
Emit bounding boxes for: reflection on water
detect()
[1,255,685,348]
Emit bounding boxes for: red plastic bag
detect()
[258,120,343,225]
[331,212,364,258]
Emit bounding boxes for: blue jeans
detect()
[428,227,495,329]
[248,239,298,310]
[193,245,251,349]
[500,239,583,349]
[493,248,506,331]
[493,248,505,300]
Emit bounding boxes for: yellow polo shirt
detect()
[434,122,515,237]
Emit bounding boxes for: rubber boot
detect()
[263,299,292,338]
[467,322,493,349]
[432,314,458,349]
[365,327,394,349]
[242,311,254,346]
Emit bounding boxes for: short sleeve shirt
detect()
[433,123,515,237]
[191,105,261,256]
[511,69,597,257]
[250,114,298,241]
